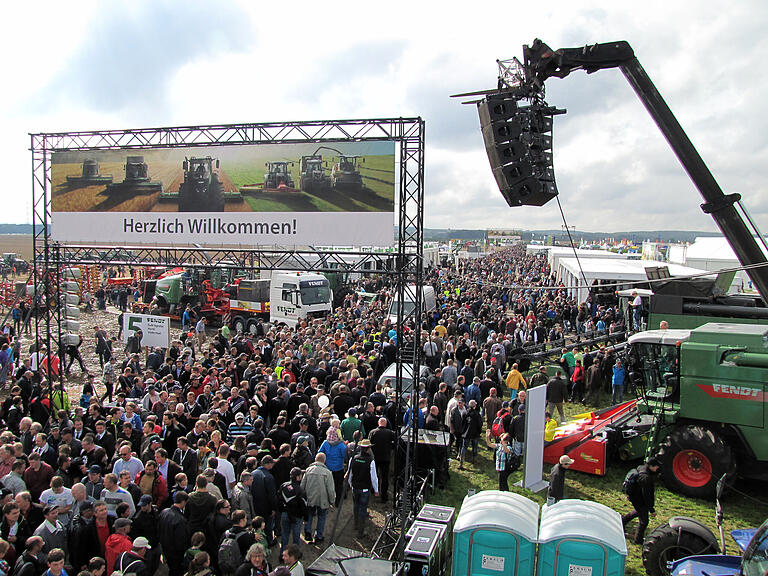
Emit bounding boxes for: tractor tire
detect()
[209,178,225,212]
[642,522,719,576]
[657,425,734,499]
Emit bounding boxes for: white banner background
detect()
[122,313,170,349]
[53,212,394,246]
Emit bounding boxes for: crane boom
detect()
[522,39,768,301]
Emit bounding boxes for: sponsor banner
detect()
[52,212,393,246]
[51,140,395,246]
[122,313,170,349]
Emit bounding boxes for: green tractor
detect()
[178,157,224,212]
[299,155,331,194]
[263,161,295,190]
[626,323,768,498]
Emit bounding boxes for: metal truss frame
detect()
[31,117,425,558]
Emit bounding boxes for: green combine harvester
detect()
[626,323,768,498]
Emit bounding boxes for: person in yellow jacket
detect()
[544,411,558,443]
[505,363,526,400]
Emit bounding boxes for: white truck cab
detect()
[269,271,333,328]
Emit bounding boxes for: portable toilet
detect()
[453,490,540,576]
[537,499,627,576]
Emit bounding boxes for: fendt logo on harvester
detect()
[697,383,766,401]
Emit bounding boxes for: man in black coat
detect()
[13,535,46,576]
[368,418,395,503]
[622,459,660,544]
[547,454,573,504]
[546,371,568,423]
[158,492,190,576]
[172,437,198,482]
[250,456,278,546]
[68,501,99,572]
[459,400,483,469]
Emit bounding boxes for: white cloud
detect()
[3,0,768,234]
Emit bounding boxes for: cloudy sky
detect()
[4,0,768,233]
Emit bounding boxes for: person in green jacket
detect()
[340,408,363,442]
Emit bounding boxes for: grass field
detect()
[227,154,395,212]
[428,399,768,576]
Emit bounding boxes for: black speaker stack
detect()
[478,94,561,207]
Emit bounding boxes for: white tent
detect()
[558,257,711,304]
[676,236,768,293]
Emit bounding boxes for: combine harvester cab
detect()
[331,155,364,191]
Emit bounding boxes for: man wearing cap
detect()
[105,517,132,575]
[347,439,378,537]
[132,493,160,550]
[529,365,549,389]
[114,536,150,576]
[622,458,661,544]
[69,500,98,572]
[82,465,105,501]
[290,419,316,454]
[547,454,574,505]
[158,492,190,576]
[340,408,363,443]
[228,412,254,443]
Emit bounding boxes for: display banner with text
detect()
[51,141,395,246]
[122,313,170,349]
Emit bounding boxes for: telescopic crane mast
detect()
[521,39,768,301]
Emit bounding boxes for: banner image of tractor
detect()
[51,141,395,214]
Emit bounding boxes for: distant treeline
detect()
[0,223,720,244]
[0,224,34,234]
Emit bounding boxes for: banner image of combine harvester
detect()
[50,141,395,246]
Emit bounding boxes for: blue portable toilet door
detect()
[468,529,519,576]
[553,539,608,576]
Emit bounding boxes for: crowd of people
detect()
[0,244,647,576]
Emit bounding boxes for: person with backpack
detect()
[113,537,151,576]
[218,510,255,576]
[621,458,661,544]
[483,388,503,444]
[279,467,307,551]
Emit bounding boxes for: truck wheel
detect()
[246,318,259,336]
[232,316,246,335]
[642,522,718,576]
[657,426,734,499]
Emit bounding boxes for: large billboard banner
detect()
[51,141,396,246]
